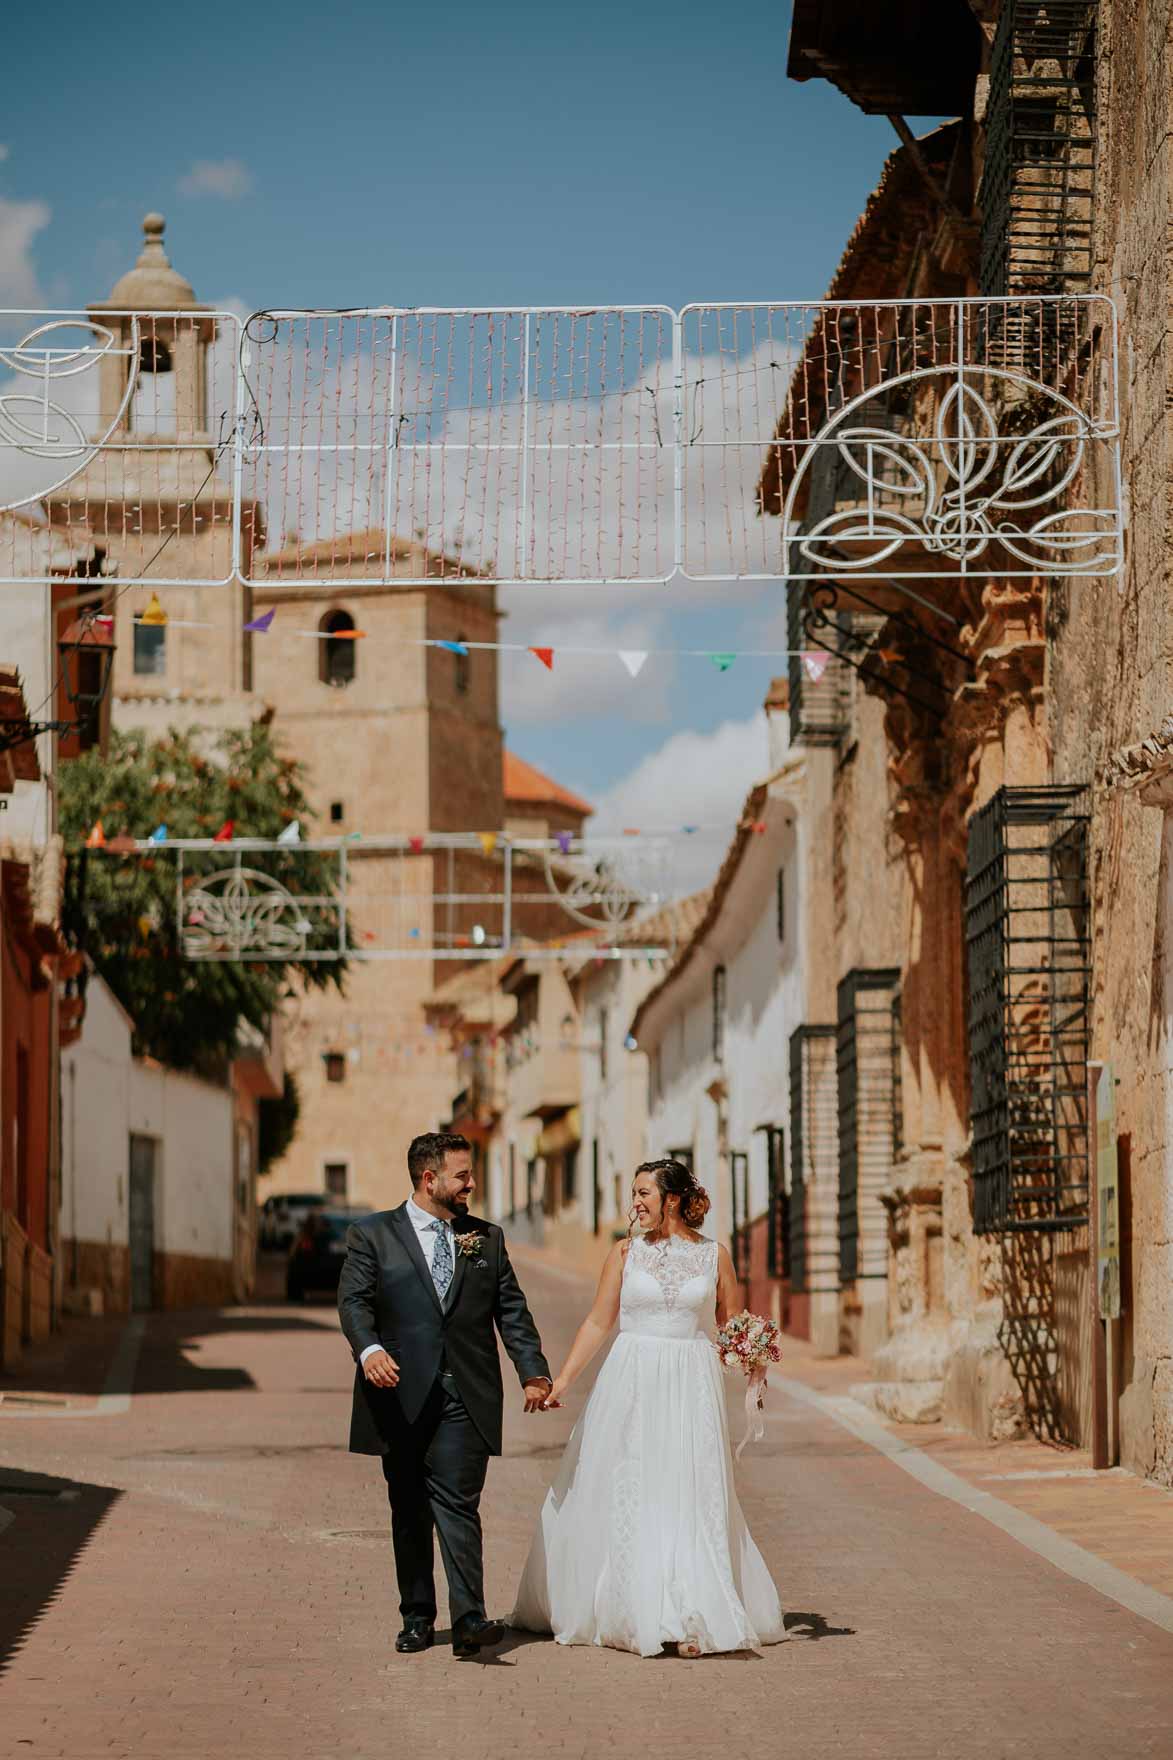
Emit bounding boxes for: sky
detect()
[0,0,917,879]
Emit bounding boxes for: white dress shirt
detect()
[358,1197,453,1365]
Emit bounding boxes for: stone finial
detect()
[139,213,169,263]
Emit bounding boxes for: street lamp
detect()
[0,615,116,756]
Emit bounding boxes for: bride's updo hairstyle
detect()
[634,1159,711,1229]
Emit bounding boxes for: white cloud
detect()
[178,159,253,200]
[588,710,769,895]
[0,196,49,306]
[0,145,10,163]
[500,607,674,726]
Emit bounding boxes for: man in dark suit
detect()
[338,1131,552,1659]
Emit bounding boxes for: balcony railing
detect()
[966,785,1091,1234]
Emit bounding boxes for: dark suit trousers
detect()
[380,1373,490,1629]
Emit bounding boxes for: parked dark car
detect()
[286,1208,371,1300]
[261,1191,330,1252]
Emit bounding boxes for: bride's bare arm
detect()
[543,1242,627,1405]
[714,1244,741,1328]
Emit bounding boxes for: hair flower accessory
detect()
[455,1231,487,1260]
[715,1309,782,1459]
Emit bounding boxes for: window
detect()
[730,1151,750,1279]
[330,801,344,824]
[763,1125,788,1280]
[324,1162,349,1199]
[563,1145,578,1205]
[668,1146,694,1174]
[712,964,727,1063]
[138,333,172,375]
[837,969,902,1285]
[319,609,357,687]
[598,1007,608,1082]
[776,866,786,944]
[133,619,166,677]
[323,1050,346,1084]
[454,634,470,696]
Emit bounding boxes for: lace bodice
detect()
[619,1234,718,1340]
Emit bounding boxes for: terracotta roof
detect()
[503,750,593,818]
[256,528,481,577]
[0,669,43,785]
[757,121,965,517]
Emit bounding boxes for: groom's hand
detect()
[362,1349,400,1389]
[523,1378,552,1413]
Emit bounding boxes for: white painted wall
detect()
[62,973,235,1275]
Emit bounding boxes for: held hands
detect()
[540,1378,567,1411]
[523,1378,555,1414]
[361,1349,400,1389]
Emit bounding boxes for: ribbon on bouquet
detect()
[735,1364,768,1462]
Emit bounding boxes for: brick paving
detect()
[2,1251,1173,1760]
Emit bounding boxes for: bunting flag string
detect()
[130,603,827,677]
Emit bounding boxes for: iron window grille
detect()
[966,785,1091,1234]
[667,1146,694,1174]
[761,1124,788,1281]
[730,1151,750,1279]
[836,970,902,1286]
[788,1025,838,1295]
[787,583,848,748]
[980,0,1098,297]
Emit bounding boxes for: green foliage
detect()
[60,722,347,1075]
[258,1071,301,1175]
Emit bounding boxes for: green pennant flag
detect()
[709,652,736,673]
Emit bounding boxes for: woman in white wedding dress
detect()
[511,1159,785,1658]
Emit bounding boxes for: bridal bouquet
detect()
[715,1310,782,1459]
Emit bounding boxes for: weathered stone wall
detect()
[1045,0,1173,1483]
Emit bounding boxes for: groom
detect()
[338,1131,552,1659]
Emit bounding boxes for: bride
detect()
[511,1158,785,1657]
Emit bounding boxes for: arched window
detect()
[454,633,470,696]
[319,609,356,687]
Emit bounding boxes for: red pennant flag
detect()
[213,820,235,843]
[528,646,554,671]
[409,835,425,853]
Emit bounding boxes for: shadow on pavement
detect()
[784,1609,856,1640]
[0,1468,121,1678]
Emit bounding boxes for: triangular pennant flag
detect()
[333,627,366,640]
[277,819,301,845]
[618,650,648,679]
[107,833,137,854]
[139,592,167,627]
[213,820,235,843]
[752,820,768,835]
[528,646,554,671]
[85,820,106,849]
[681,825,699,835]
[409,835,425,853]
[243,608,276,634]
[478,832,497,856]
[438,639,469,656]
[622,828,640,837]
[709,652,736,673]
[801,651,830,683]
[556,830,573,855]
[149,824,167,844]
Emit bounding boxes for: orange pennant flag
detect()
[528,647,554,671]
[85,820,106,849]
[213,820,235,843]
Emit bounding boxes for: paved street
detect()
[4,1250,1173,1760]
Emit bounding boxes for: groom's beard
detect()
[432,1186,471,1219]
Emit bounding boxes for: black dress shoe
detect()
[395,1616,435,1653]
[452,1615,506,1659]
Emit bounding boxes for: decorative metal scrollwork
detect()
[0,319,139,513]
[541,843,667,930]
[182,867,312,958]
[784,369,1119,579]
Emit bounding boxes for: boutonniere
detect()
[455,1232,487,1263]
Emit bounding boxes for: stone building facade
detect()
[778,0,1173,1479]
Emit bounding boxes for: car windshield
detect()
[286,1194,328,1207]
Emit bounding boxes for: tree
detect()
[60,721,348,1075]
[259,1071,301,1175]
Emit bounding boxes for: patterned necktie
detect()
[429,1219,454,1301]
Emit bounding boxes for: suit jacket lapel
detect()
[390,1203,444,1317]
[444,1236,469,1311]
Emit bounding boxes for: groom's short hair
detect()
[407,1131,471,1187]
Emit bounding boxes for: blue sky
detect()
[1,0,916,847]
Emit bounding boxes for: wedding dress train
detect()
[511,1234,785,1656]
